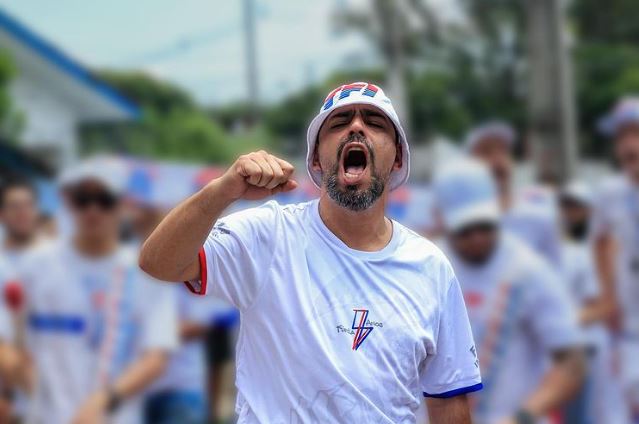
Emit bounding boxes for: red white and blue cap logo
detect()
[306,82,410,191]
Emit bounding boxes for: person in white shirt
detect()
[140,82,481,423]
[433,159,584,424]
[0,178,44,265]
[12,158,179,424]
[558,181,630,424]
[125,199,216,424]
[593,97,639,421]
[144,286,213,424]
[0,179,41,423]
[0,256,23,422]
[464,121,562,267]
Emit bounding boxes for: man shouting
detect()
[140,82,481,423]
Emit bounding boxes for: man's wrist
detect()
[105,387,123,414]
[515,409,536,424]
[198,179,237,213]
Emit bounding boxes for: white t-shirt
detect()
[503,186,562,267]
[184,200,481,423]
[591,175,639,336]
[0,255,15,342]
[560,239,630,424]
[17,240,178,424]
[441,232,580,423]
[149,286,217,394]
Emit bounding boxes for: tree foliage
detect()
[83,70,273,164]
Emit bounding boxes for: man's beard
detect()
[322,134,386,212]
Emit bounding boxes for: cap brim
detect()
[444,201,500,232]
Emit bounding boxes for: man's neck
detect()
[498,184,512,211]
[3,234,37,252]
[627,170,639,187]
[73,234,119,258]
[318,193,392,252]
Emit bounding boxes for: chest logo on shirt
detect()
[335,308,383,351]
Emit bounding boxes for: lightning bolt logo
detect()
[351,309,374,351]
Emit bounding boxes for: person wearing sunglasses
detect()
[433,159,584,424]
[593,97,639,421]
[9,158,178,424]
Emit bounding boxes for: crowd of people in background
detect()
[0,95,637,423]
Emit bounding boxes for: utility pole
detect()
[373,0,411,138]
[243,0,260,123]
[526,0,578,184]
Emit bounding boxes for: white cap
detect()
[306,82,410,191]
[464,121,516,152]
[598,97,639,137]
[58,156,127,196]
[433,158,500,231]
[560,180,593,207]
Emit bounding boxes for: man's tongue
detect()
[343,149,367,178]
[345,163,365,176]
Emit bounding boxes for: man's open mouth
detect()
[341,143,369,184]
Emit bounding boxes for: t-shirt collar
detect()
[310,199,400,261]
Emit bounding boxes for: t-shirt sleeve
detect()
[138,276,179,352]
[421,276,483,398]
[184,201,279,310]
[0,258,18,342]
[524,266,581,351]
[590,184,615,239]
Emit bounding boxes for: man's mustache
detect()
[335,134,376,165]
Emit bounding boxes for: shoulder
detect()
[502,233,559,289]
[393,221,456,291]
[513,185,558,218]
[595,174,628,201]
[0,255,13,282]
[19,238,61,268]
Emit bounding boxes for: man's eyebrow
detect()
[328,110,355,120]
[362,109,388,120]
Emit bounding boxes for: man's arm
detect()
[504,348,585,423]
[593,234,621,329]
[139,151,296,283]
[426,395,472,424]
[71,350,168,424]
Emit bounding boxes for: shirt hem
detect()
[183,247,208,296]
[423,382,483,399]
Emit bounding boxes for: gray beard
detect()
[324,161,385,211]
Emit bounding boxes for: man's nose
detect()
[347,113,366,137]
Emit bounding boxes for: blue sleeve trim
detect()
[423,382,483,399]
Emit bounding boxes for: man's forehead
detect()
[473,136,512,152]
[68,180,113,193]
[326,104,389,119]
[615,123,639,141]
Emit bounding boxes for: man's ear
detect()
[393,142,403,171]
[311,144,322,172]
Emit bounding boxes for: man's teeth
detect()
[345,165,365,175]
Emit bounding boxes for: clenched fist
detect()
[219,151,298,201]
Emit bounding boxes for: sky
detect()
[0,0,375,105]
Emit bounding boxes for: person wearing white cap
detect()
[464,121,563,267]
[141,82,481,423]
[433,159,584,424]
[7,157,179,424]
[592,97,639,422]
[558,181,630,424]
